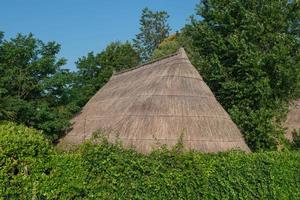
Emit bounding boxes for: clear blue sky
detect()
[1,0,199,70]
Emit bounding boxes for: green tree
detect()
[72,41,140,107]
[0,33,75,141]
[133,8,171,61]
[182,0,300,151]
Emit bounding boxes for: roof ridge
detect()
[113,48,182,76]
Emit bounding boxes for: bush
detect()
[79,142,300,199]
[0,121,52,199]
[33,154,87,199]
[1,124,299,199]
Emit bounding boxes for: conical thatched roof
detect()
[61,48,250,153]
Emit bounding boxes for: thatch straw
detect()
[60,48,250,153]
[284,99,300,141]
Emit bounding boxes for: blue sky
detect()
[1,0,199,70]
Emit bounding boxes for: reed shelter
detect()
[61,48,250,153]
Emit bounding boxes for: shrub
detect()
[78,142,300,200]
[1,126,299,199]
[0,121,52,199]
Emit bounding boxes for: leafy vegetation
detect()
[0,122,52,198]
[1,2,300,198]
[0,35,139,141]
[0,2,299,151]
[71,41,140,107]
[0,33,75,141]
[133,8,171,61]
[180,0,300,151]
[1,123,300,199]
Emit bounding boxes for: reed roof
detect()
[60,48,250,153]
[285,99,300,141]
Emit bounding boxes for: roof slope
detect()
[61,48,250,153]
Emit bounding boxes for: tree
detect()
[99,41,140,72]
[133,8,171,61]
[0,33,75,141]
[72,41,140,107]
[182,0,300,151]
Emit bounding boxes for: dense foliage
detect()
[0,34,139,141]
[1,3,300,198]
[181,0,300,151]
[0,122,52,198]
[72,41,140,107]
[0,33,75,141]
[133,8,171,61]
[1,123,299,199]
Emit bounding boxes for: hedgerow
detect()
[1,122,300,199]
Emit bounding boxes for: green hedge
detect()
[1,122,300,199]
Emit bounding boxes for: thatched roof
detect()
[60,48,250,153]
[284,99,300,141]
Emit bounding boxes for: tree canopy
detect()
[0,34,139,141]
[181,0,300,151]
[0,33,75,141]
[72,41,140,107]
[133,8,171,61]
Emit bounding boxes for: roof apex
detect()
[113,47,185,76]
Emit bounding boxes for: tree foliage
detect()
[72,41,140,107]
[133,8,171,61]
[1,1,300,152]
[181,0,300,151]
[0,33,140,141]
[0,33,75,141]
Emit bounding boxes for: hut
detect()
[60,48,250,153]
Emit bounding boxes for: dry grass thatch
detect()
[60,48,250,153]
[284,99,300,141]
